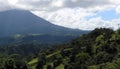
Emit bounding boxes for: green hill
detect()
[28,28,120,69]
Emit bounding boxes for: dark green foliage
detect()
[53,60,61,68]
[69,54,76,63]
[36,60,44,69]
[15,60,28,69]
[36,53,47,69]
[64,64,73,69]
[4,59,15,69]
[94,52,112,64]
[46,65,53,69]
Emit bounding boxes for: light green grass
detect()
[47,51,60,58]
[28,58,38,65]
[56,64,64,69]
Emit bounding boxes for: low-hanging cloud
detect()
[4,0,115,11]
[64,0,111,8]
[0,0,12,11]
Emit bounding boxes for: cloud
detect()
[1,0,119,13]
[0,0,12,11]
[32,9,120,30]
[31,8,95,28]
[0,0,120,30]
[64,0,111,8]
[6,0,115,11]
[116,5,120,14]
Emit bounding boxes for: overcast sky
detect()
[0,0,120,30]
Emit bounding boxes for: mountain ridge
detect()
[0,9,89,37]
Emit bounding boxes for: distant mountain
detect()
[0,9,88,37]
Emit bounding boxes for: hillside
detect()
[0,34,76,45]
[28,28,120,69]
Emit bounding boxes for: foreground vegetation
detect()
[0,28,120,69]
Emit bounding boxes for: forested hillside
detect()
[0,28,120,69]
[0,34,76,45]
